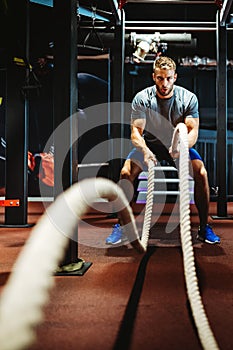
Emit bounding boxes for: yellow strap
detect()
[13,57,32,69]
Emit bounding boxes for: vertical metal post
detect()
[53,0,91,274]
[213,10,230,218]
[109,9,125,182]
[53,0,78,195]
[3,0,30,227]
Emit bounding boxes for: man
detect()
[106,56,220,245]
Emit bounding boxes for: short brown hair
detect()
[153,56,176,71]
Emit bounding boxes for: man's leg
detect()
[119,158,143,203]
[191,158,220,244]
[191,159,209,227]
[105,158,143,245]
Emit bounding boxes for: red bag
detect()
[38,152,54,187]
[28,151,54,187]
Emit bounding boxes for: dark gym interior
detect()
[0,1,233,349]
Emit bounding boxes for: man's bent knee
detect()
[121,165,131,178]
[192,160,208,181]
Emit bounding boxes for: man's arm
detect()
[185,116,199,148]
[131,118,157,166]
[169,116,199,159]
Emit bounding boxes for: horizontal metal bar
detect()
[0,197,54,202]
[27,197,54,202]
[139,166,178,173]
[125,20,216,32]
[155,179,180,183]
[140,190,181,195]
[138,179,180,185]
[125,21,216,25]
[126,0,216,3]
[77,163,109,168]
[126,26,216,32]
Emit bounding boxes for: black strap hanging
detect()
[79,4,104,52]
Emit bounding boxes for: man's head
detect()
[152,56,177,99]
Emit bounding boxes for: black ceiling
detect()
[77,0,233,24]
[1,0,232,59]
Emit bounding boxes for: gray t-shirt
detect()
[131,85,199,147]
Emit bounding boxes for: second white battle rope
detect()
[171,122,219,350]
[140,159,155,250]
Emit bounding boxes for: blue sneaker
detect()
[197,224,220,244]
[106,224,125,245]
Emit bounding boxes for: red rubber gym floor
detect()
[0,201,232,350]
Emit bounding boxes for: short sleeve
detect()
[131,91,148,120]
[184,93,199,119]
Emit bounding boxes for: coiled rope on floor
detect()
[171,122,219,350]
[0,177,148,350]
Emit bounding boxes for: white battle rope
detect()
[0,178,146,350]
[171,123,219,350]
[140,159,155,250]
[0,124,219,350]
